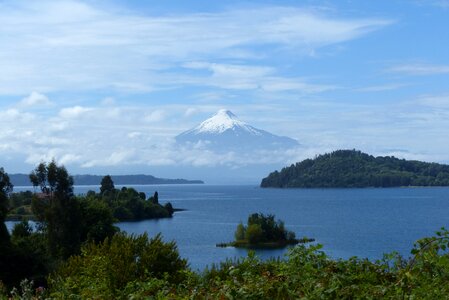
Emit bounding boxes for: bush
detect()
[49,233,188,299]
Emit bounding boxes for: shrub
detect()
[49,233,188,299]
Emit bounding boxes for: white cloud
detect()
[388,63,449,75]
[59,106,93,118]
[18,91,51,108]
[127,132,142,139]
[144,110,166,123]
[184,108,199,117]
[182,62,336,93]
[82,150,135,168]
[0,1,392,95]
[2,91,449,180]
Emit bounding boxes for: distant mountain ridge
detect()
[261,149,449,188]
[9,174,204,187]
[176,109,299,151]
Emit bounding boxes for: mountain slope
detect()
[176,109,299,151]
[261,149,449,188]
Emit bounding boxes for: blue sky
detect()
[0,0,448,182]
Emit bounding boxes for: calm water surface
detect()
[8,185,449,271]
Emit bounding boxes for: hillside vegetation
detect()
[261,150,449,188]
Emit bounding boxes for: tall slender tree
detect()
[30,161,80,258]
[100,175,115,194]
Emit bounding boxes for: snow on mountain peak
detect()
[194,109,252,134]
[176,109,299,150]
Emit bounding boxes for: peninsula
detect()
[261,149,449,188]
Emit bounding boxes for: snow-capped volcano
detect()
[183,109,261,135]
[176,109,299,151]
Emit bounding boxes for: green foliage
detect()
[1,164,119,291]
[0,168,14,289]
[0,167,13,237]
[235,222,245,240]
[230,213,298,247]
[100,175,115,194]
[245,224,264,244]
[151,191,159,204]
[49,233,188,299]
[261,149,449,188]
[77,197,118,243]
[87,185,174,221]
[29,161,79,259]
[4,225,449,299]
[9,191,32,210]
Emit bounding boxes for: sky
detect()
[0,0,448,183]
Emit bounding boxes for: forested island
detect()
[9,173,203,186]
[217,213,313,249]
[261,149,449,188]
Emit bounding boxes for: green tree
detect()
[30,161,81,258]
[100,175,115,194]
[235,222,245,240]
[78,197,118,243]
[245,224,263,244]
[0,168,14,287]
[0,167,13,244]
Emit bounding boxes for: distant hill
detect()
[261,149,449,188]
[9,174,204,187]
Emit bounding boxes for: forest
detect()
[261,149,449,188]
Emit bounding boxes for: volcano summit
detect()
[176,109,299,151]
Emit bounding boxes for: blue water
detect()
[7,185,449,271]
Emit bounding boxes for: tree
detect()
[164,202,174,215]
[151,191,159,204]
[30,161,80,258]
[245,224,263,244]
[100,175,115,194]
[235,222,245,240]
[78,198,118,243]
[0,168,13,244]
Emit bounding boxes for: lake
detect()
[7,185,449,271]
